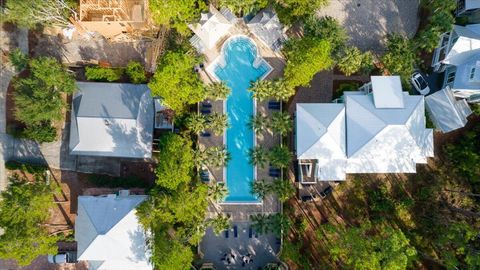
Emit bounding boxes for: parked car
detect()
[48,253,68,264]
[411,72,430,95]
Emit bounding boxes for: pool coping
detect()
[207,35,273,205]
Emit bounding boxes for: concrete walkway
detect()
[0,23,28,191]
[317,0,420,52]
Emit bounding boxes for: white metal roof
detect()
[296,76,434,181]
[247,9,286,50]
[69,82,154,158]
[426,87,473,133]
[296,103,347,180]
[444,24,480,66]
[188,6,233,50]
[465,0,480,10]
[371,76,404,108]
[75,195,152,270]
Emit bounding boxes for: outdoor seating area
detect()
[199,222,280,269]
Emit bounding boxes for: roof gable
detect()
[296,103,346,159]
[75,82,148,119]
[76,195,151,270]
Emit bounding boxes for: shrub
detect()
[381,34,417,88]
[303,16,347,52]
[5,161,48,174]
[8,48,29,72]
[85,66,123,82]
[283,37,333,89]
[125,61,147,84]
[20,122,57,143]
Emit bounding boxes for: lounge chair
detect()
[268,101,281,110]
[275,237,281,245]
[201,108,211,114]
[233,225,238,238]
[224,229,229,238]
[200,131,211,137]
[202,102,213,108]
[269,167,281,177]
[248,227,253,238]
[200,170,210,183]
[301,195,315,202]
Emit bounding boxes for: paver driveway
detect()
[317,0,420,52]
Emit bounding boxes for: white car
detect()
[48,253,68,264]
[411,72,430,95]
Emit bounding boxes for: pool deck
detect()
[198,20,285,221]
[198,223,280,270]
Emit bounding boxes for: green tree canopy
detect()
[149,0,206,35]
[270,111,293,135]
[149,51,205,113]
[274,0,329,25]
[381,34,417,88]
[268,145,292,168]
[1,0,75,28]
[323,223,417,270]
[154,133,195,190]
[303,16,348,53]
[0,175,57,266]
[205,82,231,100]
[283,37,333,89]
[336,46,374,76]
[249,146,269,168]
[14,56,75,126]
[8,48,29,72]
[208,214,231,235]
[219,0,268,15]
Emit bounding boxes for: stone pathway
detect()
[316,0,420,52]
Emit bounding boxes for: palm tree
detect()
[248,114,269,133]
[272,78,295,101]
[268,213,291,237]
[249,80,274,101]
[271,178,295,202]
[205,146,231,167]
[209,214,231,235]
[208,182,228,202]
[251,179,271,200]
[251,214,269,235]
[186,113,207,134]
[207,113,229,136]
[270,112,293,135]
[268,145,292,169]
[205,82,231,100]
[248,146,269,168]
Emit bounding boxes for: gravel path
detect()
[316,0,420,53]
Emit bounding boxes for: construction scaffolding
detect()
[77,0,158,40]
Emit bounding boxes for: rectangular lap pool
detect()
[212,36,272,203]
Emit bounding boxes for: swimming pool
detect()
[212,36,272,203]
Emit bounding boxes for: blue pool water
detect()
[213,37,271,203]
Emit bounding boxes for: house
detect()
[457,0,480,21]
[246,9,287,52]
[425,86,473,133]
[69,82,154,158]
[77,0,152,39]
[296,76,434,183]
[188,6,236,53]
[75,192,152,270]
[431,24,480,100]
